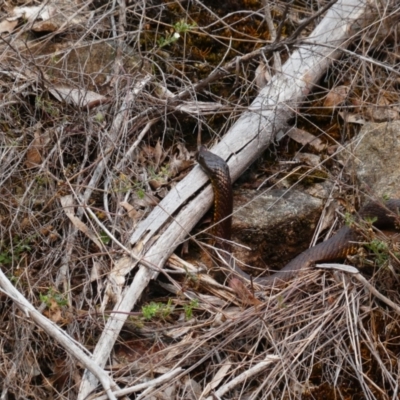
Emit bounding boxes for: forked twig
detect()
[0,269,118,400]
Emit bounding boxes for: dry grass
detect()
[0,0,400,398]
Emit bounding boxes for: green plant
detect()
[0,237,33,266]
[174,20,197,34]
[142,300,174,320]
[0,251,12,265]
[100,230,111,245]
[35,96,59,116]
[94,112,105,123]
[111,174,134,194]
[50,54,60,64]
[8,275,18,284]
[148,165,170,181]
[159,165,170,178]
[35,174,49,186]
[364,216,378,225]
[277,295,287,309]
[183,299,199,320]
[127,316,144,329]
[365,239,389,266]
[136,187,145,199]
[344,212,355,227]
[157,32,181,48]
[344,213,377,229]
[40,288,68,307]
[157,19,196,48]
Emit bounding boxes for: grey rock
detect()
[231,188,326,273]
[343,121,400,199]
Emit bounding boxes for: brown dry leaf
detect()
[25,130,45,168]
[132,191,159,208]
[364,96,399,122]
[286,128,325,152]
[32,20,60,32]
[295,152,322,167]
[228,278,262,306]
[157,186,169,199]
[176,142,192,160]
[114,340,166,365]
[323,85,350,108]
[90,260,102,284]
[25,125,51,168]
[154,139,164,168]
[143,142,169,168]
[60,195,104,250]
[203,360,232,394]
[25,144,41,167]
[119,201,140,221]
[103,256,135,307]
[21,353,41,377]
[0,18,18,34]
[170,155,193,177]
[51,357,69,390]
[165,324,195,339]
[45,298,62,323]
[141,144,156,160]
[182,377,202,400]
[149,178,166,190]
[20,217,31,230]
[39,225,53,236]
[169,143,193,177]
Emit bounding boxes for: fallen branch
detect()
[78,1,371,397]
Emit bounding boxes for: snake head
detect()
[197,145,225,176]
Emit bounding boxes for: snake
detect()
[197,145,400,286]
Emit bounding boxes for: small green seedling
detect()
[142,300,174,320]
[184,299,199,320]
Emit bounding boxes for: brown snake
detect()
[197,146,400,286]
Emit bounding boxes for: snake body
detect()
[197,146,233,250]
[197,146,400,286]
